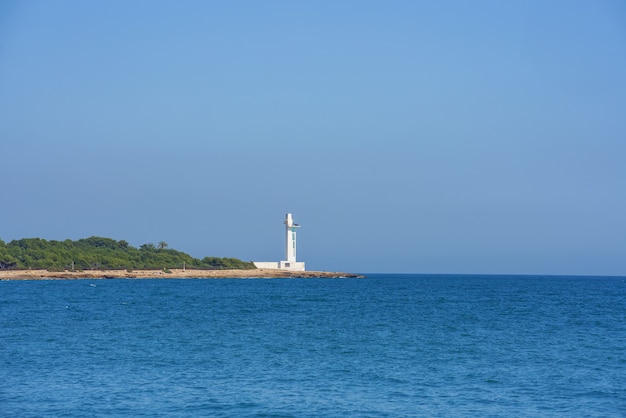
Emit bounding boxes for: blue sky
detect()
[1,1,625,275]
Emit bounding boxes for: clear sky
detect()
[1,1,625,275]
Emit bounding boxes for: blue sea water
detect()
[1,274,625,417]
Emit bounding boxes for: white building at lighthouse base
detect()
[253,261,306,271]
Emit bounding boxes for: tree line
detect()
[0,236,256,271]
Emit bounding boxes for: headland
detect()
[0,269,364,280]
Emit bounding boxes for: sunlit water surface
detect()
[1,275,625,416]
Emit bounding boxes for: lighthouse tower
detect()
[284,213,299,262]
[279,213,305,271]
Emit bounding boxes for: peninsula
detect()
[0,235,362,279]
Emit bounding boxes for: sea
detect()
[1,274,625,417]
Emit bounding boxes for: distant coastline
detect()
[0,269,364,280]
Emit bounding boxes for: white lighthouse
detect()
[279,213,305,270]
[253,213,306,271]
[284,213,299,263]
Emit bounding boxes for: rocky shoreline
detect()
[0,268,364,280]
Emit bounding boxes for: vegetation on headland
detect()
[0,236,256,271]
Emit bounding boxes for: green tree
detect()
[140,243,156,251]
[0,236,255,270]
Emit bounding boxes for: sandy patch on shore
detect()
[0,269,362,280]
